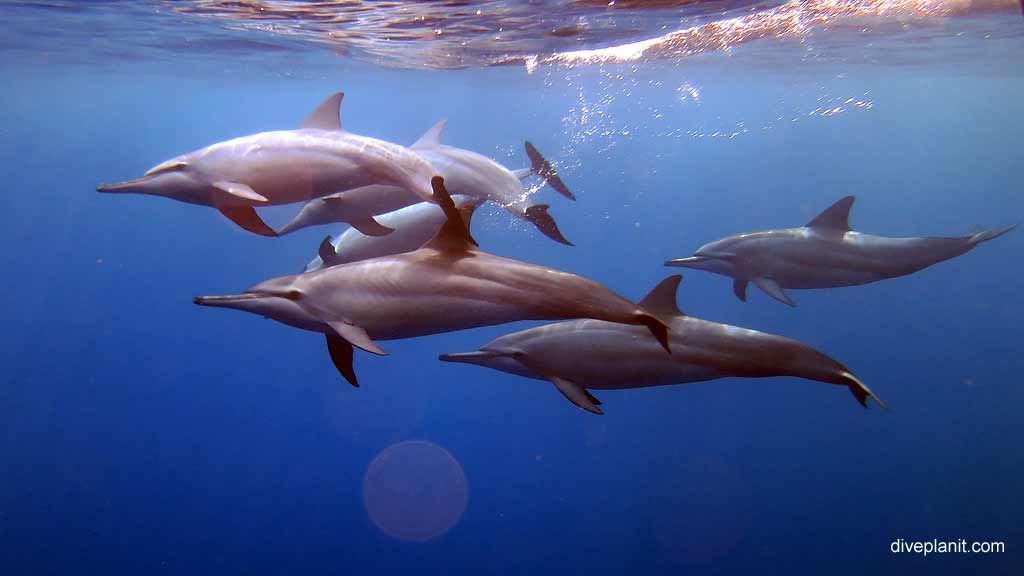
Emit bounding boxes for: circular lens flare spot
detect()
[363,440,468,542]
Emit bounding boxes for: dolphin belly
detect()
[503,321,722,389]
[770,234,979,288]
[768,261,886,288]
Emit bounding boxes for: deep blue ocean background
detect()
[1,3,1022,574]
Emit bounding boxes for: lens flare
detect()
[363,440,469,542]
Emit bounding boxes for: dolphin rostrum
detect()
[193,177,668,387]
[97,92,461,238]
[439,275,886,414]
[306,195,482,272]
[666,196,1016,307]
[276,121,574,244]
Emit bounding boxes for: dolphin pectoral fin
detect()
[318,236,341,267]
[638,275,684,318]
[325,320,387,356]
[213,181,269,204]
[733,279,748,302]
[411,119,447,149]
[325,335,359,387]
[842,372,889,411]
[551,377,603,415]
[524,141,575,200]
[510,353,602,414]
[423,176,478,251]
[349,215,395,237]
[523,204,573,246]
[968,224,1017,246]
[300,92,344,131]
[217,206,278,237]
[753,277,795,307]
[512,167,532,180]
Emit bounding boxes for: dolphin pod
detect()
[194,177,670,386]
[439,276,886,414]
[667,196,1016,307]
[100,89,1016,414]
[97,93,465,238]
[277,121,574,245]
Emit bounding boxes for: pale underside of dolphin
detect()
[305,194,482,272]
[440,275,887,415]
[97,92,463,238]
[276,120,575,245]
[194,177,669,387]
[666,196,1016,307]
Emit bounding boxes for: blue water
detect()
[1,3,1022,574]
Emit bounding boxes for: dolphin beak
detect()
[438,351,500,364]
[97,176,152,194]
[665,255,709,268]
[193,292,270,309]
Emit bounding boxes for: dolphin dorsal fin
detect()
[300,92,344,131]
[638,275,684,317]
[422,177,478,252]
[412,119,447,149]
[806,196,855,231]
[318,235,338,267]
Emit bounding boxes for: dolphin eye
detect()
[284,290,302,301]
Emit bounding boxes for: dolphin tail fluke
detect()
[842,372,889,411]
[968,224,1017,246]
[217,206,278,237]
[524,204,574,246]
[638,313,672,354]
[524,141,574,200]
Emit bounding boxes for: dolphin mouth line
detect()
[97,176,153,193]
[438,351,502,363]
[194,287,303,307]
[665,255,710,266]
[193,292,273,306]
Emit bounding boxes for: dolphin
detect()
[439,275,886,414]
[306,195,482,272]
[666,196,1016,307]
[193,177,669,387]
[276,122,574,245]
[97,92,461,238]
